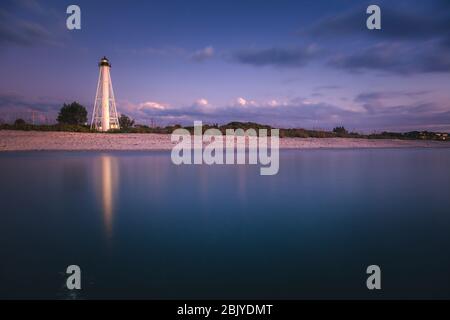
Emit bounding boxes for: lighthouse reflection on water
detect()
[96,155,119,240]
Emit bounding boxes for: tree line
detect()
[1,102,448,141]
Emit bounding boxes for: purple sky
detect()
[0,0,450,132]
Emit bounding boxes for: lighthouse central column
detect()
[101,65,110,131]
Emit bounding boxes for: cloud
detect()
[232,97,288,108]
[3,92,443,132]
[354,90,433,114]
[116,46,186,57]
[298,1,450,75]
[231,2,450,74]
[0,10,52,46]
[194,98,210,107]
[266,99,289,107]
[232,97,258,107]
[138,101,166,110]
[0,1,62,47]
[303,7,364,38]
[355,91,429,103]
[117,96,356,128]
[354,102,450,132]
[304,1,450,43]
[232,45,321,68]
[219,99,357,128]
[0,92,75,123]
[15,0,46,15]
[117,93,450,132]
[329,42,450,74]
[229,97,289,108]
[119,100,169,119]
[348,90,450,131]
[236,97,248,106]
[190,46,214,62]
[118,45,214,61]
[118,98,214,125]
[0,93,62,111]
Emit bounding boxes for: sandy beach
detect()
[0,130,449,151]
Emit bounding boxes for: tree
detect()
[333,126,348,136]
[118,114,135,130]
[14,118,26,126]
[57,102,87,125]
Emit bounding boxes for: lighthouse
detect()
[91,56,120,131]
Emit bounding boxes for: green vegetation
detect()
[367,130,449,141]
[1,106,448,142]
[14,118,26,126]
[1,123,92,132]
[118,114,135,131]
[57,102,88,125]
[332,126,348,136]
[107,125,172,134]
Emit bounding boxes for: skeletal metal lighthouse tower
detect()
[91,56,120,131]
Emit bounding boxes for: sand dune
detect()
[0,130,449,151]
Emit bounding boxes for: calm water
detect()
[0,149,450,299]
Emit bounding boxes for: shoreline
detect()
[1,130,449,152]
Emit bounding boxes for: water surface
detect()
[1,149,450,299]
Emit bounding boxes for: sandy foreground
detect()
[0,130,449,151]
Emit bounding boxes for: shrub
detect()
[57,102,88,125]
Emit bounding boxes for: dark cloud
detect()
[0,1,61,47]
[355,90,432,114]
[15,0,47,15]
[0,93,70,123]
[0,93,61,111]
[232,2,450,74]
[304,6,365,38]
[350,90,450,131]
[232,46,321,68]
[0,11,51,46]
[355,91,429,103]
[369,103,437,116]
[300,1,450,74]
[329,42,450,74]
[305,1,450,43]
[355,104,450,132]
